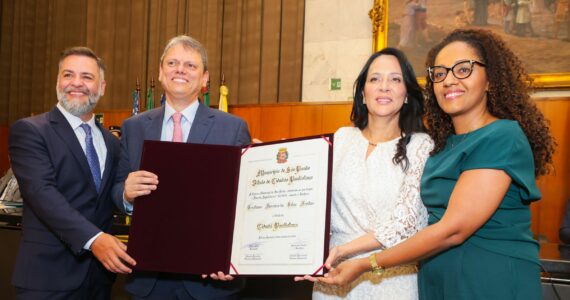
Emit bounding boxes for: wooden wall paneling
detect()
[0,1,15,123]
[259,0,281,104]
[221,0,244,106]
[162,0,189,87]
[236,0,262,105]
[99,109,132,129]
[259,106,291,141]
[30,1,51,114]
[40,1,60,115]
[290,104,322,137]
[534,99,570,243]
[144,0,186,112]
[177,0,188,33]
[186,0,206,68]
[145,0,164,106]
[55,0,88,43]
[187,0,224,105]
[186,0,206,53]
[201,1,224,106]
[229,106,262,140]
[122,0,145,110]
[155,0,184,36]
[86,0,111,109]
[6,1,23,122]
[38,2,52,115]
[17,1,34,115]
[52,1,88,76]
[1,0,304,124]
[8,1,25,121]
[321,102,352,134]
[277,0,304,102]
[35,0,51,114]
[129,0,151,110]
[0,0,88,123]
[87,0,141,111]
[0,126,9,174]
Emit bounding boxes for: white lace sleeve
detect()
[372,134,434,248]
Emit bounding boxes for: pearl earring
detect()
[404,96,408,104]
[362,97,366,105]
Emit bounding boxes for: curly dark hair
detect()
[424,29,555,176]
[351,47,425,171]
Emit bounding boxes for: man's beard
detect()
[56,85,102,117]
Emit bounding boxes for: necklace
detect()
[363,129,401,147]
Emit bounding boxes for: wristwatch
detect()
[368,253,384,276]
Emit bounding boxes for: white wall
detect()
[302,0,373,102]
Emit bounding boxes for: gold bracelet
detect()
[368,253,384,276]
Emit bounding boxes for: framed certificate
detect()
[127,134,333,276]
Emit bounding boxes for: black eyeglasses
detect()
[427,60,486,83]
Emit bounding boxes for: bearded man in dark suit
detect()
[9,46,135,300]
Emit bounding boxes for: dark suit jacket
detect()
[112,103,251,299]
[8,107,121,291]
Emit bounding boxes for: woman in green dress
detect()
[315,29,555,299]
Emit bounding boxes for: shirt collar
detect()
[164,100,199,124]
[56,102,96,130]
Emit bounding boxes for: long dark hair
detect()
[351,47,425,171]
[424,29,555,176]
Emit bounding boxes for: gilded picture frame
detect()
[369,0,570,89]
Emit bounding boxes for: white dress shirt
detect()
[160,100,199,142]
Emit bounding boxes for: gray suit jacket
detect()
[112,103,250,299]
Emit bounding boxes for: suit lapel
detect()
[188,103,214,144]
[98,123,114,195]
[48,108,96,192]
[144,107,165,141]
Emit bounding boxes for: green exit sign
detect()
[330,78,341,90]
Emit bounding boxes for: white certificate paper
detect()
[230,136,332,275]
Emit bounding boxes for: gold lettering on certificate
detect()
[256,221,299,232]
[265,203,284,209]
[273,222,298,231]
[247,204,262,210]
[256,169,281,177]
[257,223,273,231]
[250,165,313,187]
[289,175,313,184]
[271,177,289,184]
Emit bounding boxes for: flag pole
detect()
[132,77,141,116]
[147,76,155,111]
[219,73,228,112]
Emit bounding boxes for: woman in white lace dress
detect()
[308,48,433,299]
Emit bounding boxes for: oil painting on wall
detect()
[386,0,570,85]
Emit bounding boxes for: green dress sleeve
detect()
[459,121,540,202]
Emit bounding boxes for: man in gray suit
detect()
[113,35,250,299]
